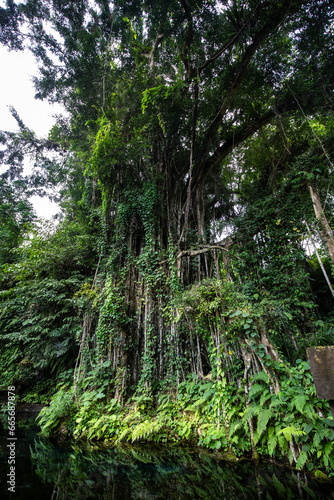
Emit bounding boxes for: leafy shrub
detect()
[37,386,76,435]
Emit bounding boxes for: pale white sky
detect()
[0,44,64,219]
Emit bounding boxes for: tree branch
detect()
[180,0,193,77]
[203,20,282,146]
[149,32,163,70]
[177,236,234,259]
[189,109,277,196]
[186,0,296,196]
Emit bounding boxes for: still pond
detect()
[0,410,333,499]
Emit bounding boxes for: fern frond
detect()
[229,419,242,437]
[291,395,306,413]
[118,426,132,442]
[296,451,308,470]
[259,391,271,406]
[272,473,286,498]
[243,404,261,421]
[277,426,306,442]
[131,420,163,443]
[268,434,277,455]
[257,409,273,438]
[248,384,264,400]
[313,427,329,447]
[251,371,269,384]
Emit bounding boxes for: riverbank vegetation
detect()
[1,0,334,477]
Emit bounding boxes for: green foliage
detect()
[37,386,76,435]
[40,358,334,476]
[242,361,334,473]
[0,175,36,268]
[0,219,95,394]
[1,0,334,479]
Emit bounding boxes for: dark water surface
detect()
[0,413,333,499]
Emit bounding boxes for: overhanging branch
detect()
[177,236,234,260]
[189,109,277,197]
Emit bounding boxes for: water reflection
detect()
[1,417,334,499]
[31,439,334,499]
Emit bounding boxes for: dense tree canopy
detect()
[1,0,334,474]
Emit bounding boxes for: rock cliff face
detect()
[307,346,334,419]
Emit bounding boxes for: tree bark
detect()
[308,182,334,263]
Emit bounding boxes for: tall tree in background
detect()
[0,0,333,400]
